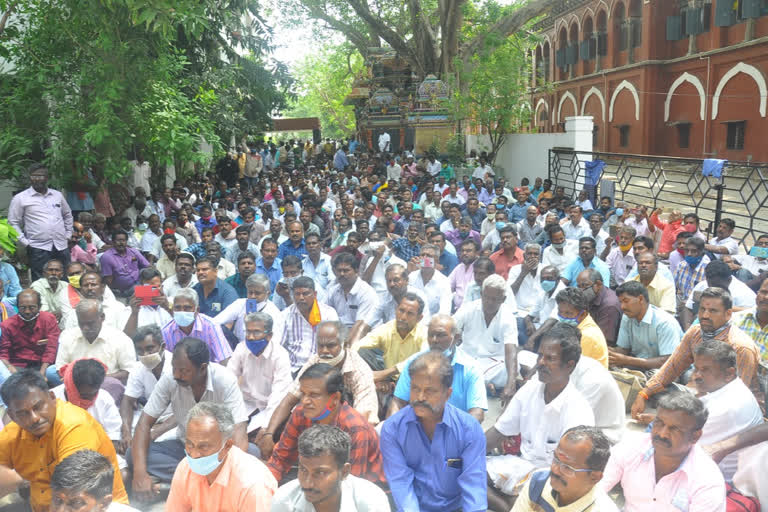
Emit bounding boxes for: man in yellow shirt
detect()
[555,288,609,368]
[0,370,128,512]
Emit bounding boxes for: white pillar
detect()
[565,116,595,194]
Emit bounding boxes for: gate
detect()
[548,149,768,250]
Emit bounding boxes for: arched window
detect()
[629,0,642,48]
[568,23,579,75]
[582,17,595,61]
[596,10,608,56]
[615,2,627,53]
[542,42,550,82]
[556,27,568,81]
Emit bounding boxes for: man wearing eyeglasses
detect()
[512,426,618,511]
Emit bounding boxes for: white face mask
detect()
[139,351,163,370]
[319,349,345,367]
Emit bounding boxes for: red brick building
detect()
[531,0,768,162]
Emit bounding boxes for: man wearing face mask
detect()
[388,314,487,423]
[541,226,578,274]
[162,288,231,364]
[553,288,609,368]
[576,269,622,346]
[603,226,637,286]
[226,312,292,438]
[164,401,277,510]
[266,363,386,486]
[522,265,567,351]
[57,264,118,328]
[0,289,59,376]
[215,273,282,346]
[120,325,175,455]
[273,255,327,311]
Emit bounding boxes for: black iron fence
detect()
[548,149,768,250]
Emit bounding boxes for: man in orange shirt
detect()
[490,224,524,280]
[0,370,128,511]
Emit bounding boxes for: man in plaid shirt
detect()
[673,237,710,308]
[266,362,386,486]
[392,223,423,262]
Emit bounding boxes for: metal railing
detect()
[548,149,768,249]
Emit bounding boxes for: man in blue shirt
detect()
[380,351,487,512]
[277,221,308,259]
[562,237,611,286]
[333,145,349,170]
[191,256,238,317]
[255,238,282,294]
[428,231,459,276]
[388,314,487,423]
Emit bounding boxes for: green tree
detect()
[285,43,365,140]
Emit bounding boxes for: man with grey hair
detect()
[601,392,725,511]
[227,312,292,434]
[166,401,277,510]
[408,244,451,316]
[516,205,543,247]
[214,273,283,345]
[454,274,518,401]
[161,287,231,364]
[271,425,389,511]
[508,243,544,346]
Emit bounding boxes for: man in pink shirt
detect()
[448,238,478,311]
[166,401,277,511]
[601,392,725,512]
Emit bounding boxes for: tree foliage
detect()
[0,0,290,187]
[285,43,365,140]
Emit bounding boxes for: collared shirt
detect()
[392,237,421,262]
[31,278,65,316]
[355,320,427,372]
[0,400,128,512]
[214,298,283,344]
[0,262,20,299]
[507,265,544,314]
[623,216,651,237]
[709,235,739,259]
[216,258,236,279]
[600,435,725,512]
[161,313,232,363]
[225,241,260,264]
[193,278,239,317]
[408,270,451,316]
[59,297,126,332]
[194,216,218,236]
[161,274,198,299]
[326,278,379,328]
[138,230,162,255]
[541,240,579,274]
[530,282,568,325]
[439,249,459,276]
[227,340,293,431]
[650,213,685,254]
[605,247,635,285]
[8,186,73,251]
[562,218,590,240]
[0,311,59,366]
[267,403,386,485]
[562,257,611,287]
[588,286,622,345]
[380,404,487,512]
[224,272,248,298]
[478,188,496,205]
[302,253,333,289]
[144,362,248,439]
[455,300,518,360]
[508,202,529,223]
[119,305,172,333]
[56,325,136,374]
[360,253,407,298]
[616,305,683,359]
[271,474,390,512]
[516,219,543,245]
[101,247,150,291]
[449,261,475,311]
[589,228,609,256]
[490,246,524,280]
[577,314,609,368]
[279,302,340,371]
[166,446,277,512]
[495,380,595,468]
[395,347,488,412]
[290,349,378,422]
[629,272,677,314]
[125,350,173,401]
[364,285,430,329]
[278,238,308,259]
[52,386,121,440]
[255,257,283,293]
[646,324,759,398]
[685,277,756,310]
[155,255,176,279]
[699,377,763,480]
[512,470,618,512]
[733,307,768,361]
[445,229,481,253]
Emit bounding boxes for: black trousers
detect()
[27,246,70,281]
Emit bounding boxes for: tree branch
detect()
[0,1,17,37]
[303,4,373,57]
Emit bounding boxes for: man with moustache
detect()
[601,392,725,511]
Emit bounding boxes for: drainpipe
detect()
[700,55,711,157]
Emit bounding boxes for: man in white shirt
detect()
[541,226,579,274]
[485,324,595,510]
[227,312,292,435]
[386,159,402,182]
[692,340,763,480]
[473,156,494,180]
[588,212,609,256]
[441,183,466,206]
[622,205,651,238]
[426,154,442,177]
[359,233,407,298]
[705,218,739,259]
[408,244,451,316]
[508,244,544,345]
[682,259,756,329]
[161,252,198,299]
[433,176,449,195]
[326,252,379,328]
[523,266,568,350]
[59,272,127,331]
[604,225,636,286]
[377,132,390,152]
[561,206,590,240]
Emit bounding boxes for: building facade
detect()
[531,0,768,162]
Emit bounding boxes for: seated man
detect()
[225,225,260,266]
[119,325,175,454]
[561,237,610,287]
[682,259,756,329]
[511,427,617,512]
[130,338,249,498]
[673,236,710,313]
[161,252,198,299]
[59,271,126,331]
[165,402,277,510]
[692,340,762,481]
[631,287,760,422]
[508,243,544,346]
[541,226,578,274]
[732,278,768,359]
[610,281,683,373]
[602,392,725,510]
[455,274,519,399]
[603,226,637,286]
[0,289,60,376]
[576,268,621,346]
[380,351,487,512]
[121,267,172,338]
[30,259,66,320]
[489,224,524,280]
[259,321,378,459]
[628,251,677,314]
[227,312,292,435]
[101,230,150,298]
[266,363,386,486]
[162,288,231,364]
[271,425,389,511]
[408,244,451,316]
[524,265,567,352]
[449,238,479,312]
[155,234,179,280]
[224,251,257,298]
[50,450,140,512]
[388,314,487,423]
[192,256,238,318]
[326,252,379,329]
[214,273,282,346]
[485,327,594,511]
[0,370,128,510]
[205,242,236,280]
[554,288,609,368]
[54,299,136,385]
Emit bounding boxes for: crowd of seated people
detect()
[0,143,766,511]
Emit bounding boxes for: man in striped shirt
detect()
[161,288,231,364]
[673,237,710,311]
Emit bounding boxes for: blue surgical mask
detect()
[138,223,148,231]
[558,312,582,326]
[174,311,195,327]
[615,208,624,217]
[185,447,224,476]
[685,255,703,268]
[245,338,269,356]
[495,221,506,231]
[309,397,335,422]
[541,279,557,292]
